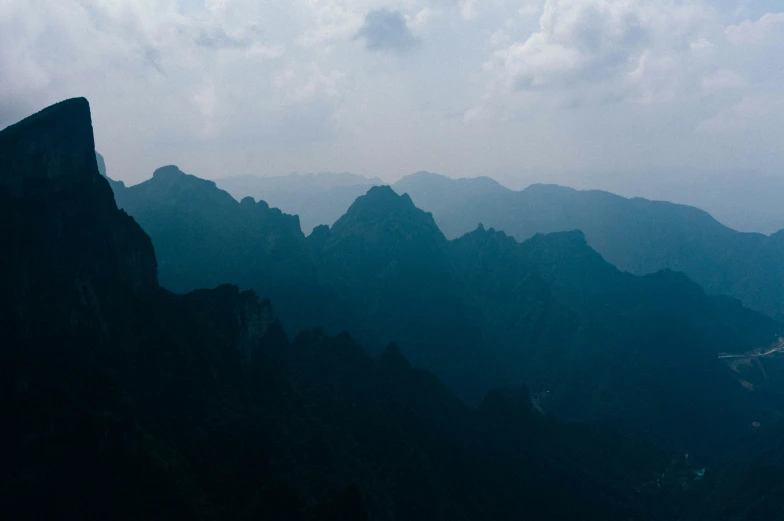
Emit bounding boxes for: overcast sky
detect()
[1,0,783,187]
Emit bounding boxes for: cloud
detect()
[488,0,709,91]
[410,7,439,28]
[466,0,718,118]
[195,26,254,49]
[459,0,478,21]
[698,95,784,132]
[354,9,418,53]
[517,4,540,18]
[726,12,784,45]
[701,68,745,92]
[191,82,219,137]
[689,38,713,51]
[274,64,347,103]
[143,47,166,74]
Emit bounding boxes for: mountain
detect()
[606,170,784,235]
[110,165,331,334]
[313,190,783,455]
[1,98,718,521]
[395,171,784,321]
[108,162,784,457]
[212,170,784,322]
[307,187,495,400]
[216,172,381,234]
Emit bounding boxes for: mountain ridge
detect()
[105,166,784,456]
[4,97,714,521]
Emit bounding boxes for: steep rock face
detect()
[0,97,100,194]
[0,98,157,337]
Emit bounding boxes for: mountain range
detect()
[108,161,784,459]
[212,170,784,322]
[0,98,698,521]
[4,98,784,520]
[603,170,784,235]
[217,172,381,235]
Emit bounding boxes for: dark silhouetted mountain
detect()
[216,172,381,234]
[2,98,715,521]
[0,98,157,338]
[395,171,784,321]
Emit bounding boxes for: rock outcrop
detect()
[0,97,157,337]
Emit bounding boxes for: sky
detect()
[1,0,783,187]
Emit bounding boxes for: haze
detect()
[2,0,783,191]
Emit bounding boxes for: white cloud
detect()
[726,12,784,45]
[698,95,784,132]
[689,38,713,51]
[627,50,680,104]
[464,0,727,121]
[490,29,511,47]
[484,0,711,94]
[701,68,745,92]
[459,0,478,21]
[517,4,541,18]
[191,82,219,137]
[275,63,347,102]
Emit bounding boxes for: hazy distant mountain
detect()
[396,172,784,321]
[216,172,382,234]
[213,171,784,321]
[4,98,710,521]
[108,168,784,456]
[95,151,126,192]
[606,171,784,235]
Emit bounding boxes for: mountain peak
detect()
[341,185,418,219]
[142,164,225,196]
[153,165,187,179]
[365,184,406,200]
[331,185,446,244]
[405,170,445,180]
[396,171,505,191]
[0,97,99,195]
[1,99,158,335]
